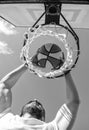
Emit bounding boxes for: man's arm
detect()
[64,72,80,130]
[54,72,80,130]
[0,64,27,114]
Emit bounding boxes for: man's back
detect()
[0,104,72,130]
[0,110,46,130]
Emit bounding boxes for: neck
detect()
[22,113,32,118]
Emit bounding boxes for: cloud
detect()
[0,41,14,55]
[0,19,17,35]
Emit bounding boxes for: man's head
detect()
[20,99,45,121]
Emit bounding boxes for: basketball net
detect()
[21,24,79,78]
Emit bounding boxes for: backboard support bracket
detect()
[44,3,62,25]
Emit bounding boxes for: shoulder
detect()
[0,107,12,119]
[0,111,22,129]
[54,104,72,123]
[0,109,21,123]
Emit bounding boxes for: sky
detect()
[0,5,89,130]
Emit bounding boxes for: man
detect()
[0,63,80,130]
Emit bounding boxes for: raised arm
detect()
[54,72,80,130]
[0,64,27,114]
[64,72,80,130]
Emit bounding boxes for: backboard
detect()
[0,0,89,29]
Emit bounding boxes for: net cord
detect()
[22,4,80,78]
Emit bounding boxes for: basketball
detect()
[31,43,65,71]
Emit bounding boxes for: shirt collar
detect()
[21,117,45,125]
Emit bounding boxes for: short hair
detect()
[20,99,45,121]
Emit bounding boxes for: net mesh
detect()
[21,24,79,78]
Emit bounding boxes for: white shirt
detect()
[0,104,72,130]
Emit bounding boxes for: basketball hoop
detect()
[20,23,80,78]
